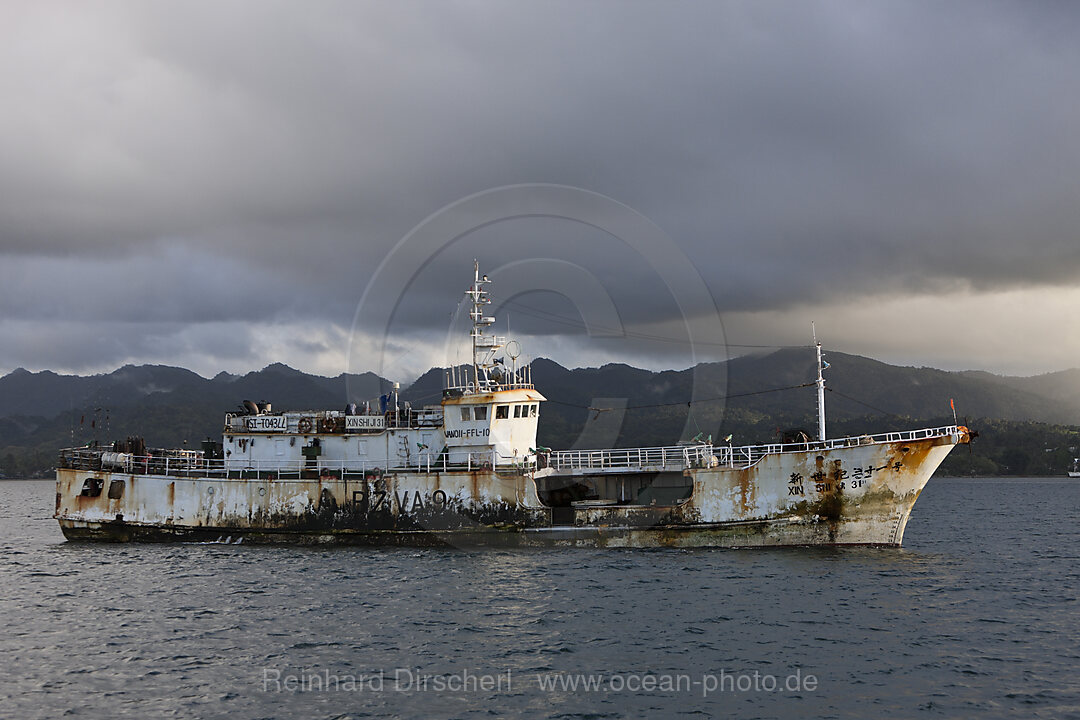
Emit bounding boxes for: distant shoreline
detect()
[934,474,1077,480]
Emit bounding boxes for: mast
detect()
[464,260,501,393]
[448,261,532,396]
[813,322,826,442]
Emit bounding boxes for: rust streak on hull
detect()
[55,428,970,548]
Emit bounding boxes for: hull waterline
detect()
[55,428,969,548]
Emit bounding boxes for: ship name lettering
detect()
[351,490,390,511]
[392,490,425,513]
[352,490,449,513]
[445,428,491,439]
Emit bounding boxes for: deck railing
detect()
[57,426,962,479]
[223,408,444,434]
[56,447,531,480]
[547,425,962,473]
[548,444,716,473]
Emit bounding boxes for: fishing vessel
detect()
[55,263,971,547]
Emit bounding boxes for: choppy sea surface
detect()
[1,477,1078,719]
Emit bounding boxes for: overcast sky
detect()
[2,1,1079,381]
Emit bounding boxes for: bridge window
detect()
[474,406,488,420]
[530,404,538,417]
[513,405,522,418]
[495,405,509,419]
[460,407,471,421]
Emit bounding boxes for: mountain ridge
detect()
[2,351,1078,476]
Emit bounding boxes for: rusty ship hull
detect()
[54,263,972,548]
[55,426,969,548]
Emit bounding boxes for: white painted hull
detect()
[56,427,969,547]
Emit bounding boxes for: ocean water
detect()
[1,478,1078,719]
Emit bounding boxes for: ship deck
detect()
[57,426,964,479]
[546,425,963,476]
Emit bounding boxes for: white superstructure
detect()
[217,261,545,475]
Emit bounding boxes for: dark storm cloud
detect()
[1,1,1079,374]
